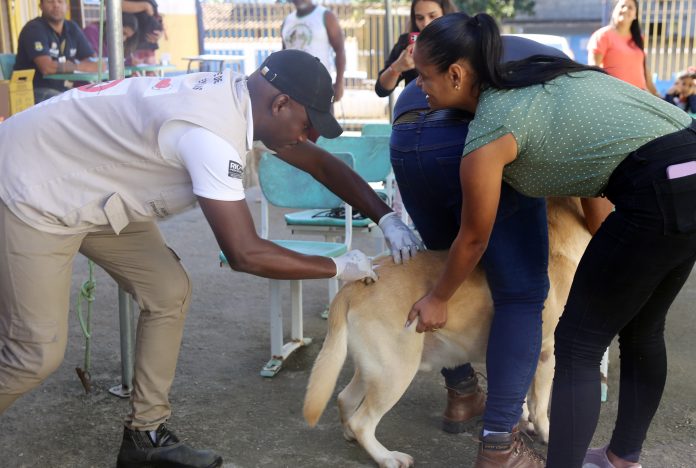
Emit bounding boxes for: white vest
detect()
[282,5,335,78]
[0,71,251,235]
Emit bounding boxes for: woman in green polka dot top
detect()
[405,11,696,468]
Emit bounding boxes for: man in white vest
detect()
[0,49,420,467]
[281,0,345,141]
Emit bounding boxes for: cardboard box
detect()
[0,69,35,120]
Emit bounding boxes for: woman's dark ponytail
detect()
[473,13,505,88]
[417,12,604,91]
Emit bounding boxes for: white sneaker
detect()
[582,445,642,468]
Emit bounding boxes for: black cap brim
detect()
[306,106,343,139]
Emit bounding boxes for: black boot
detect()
[116,424,223,468]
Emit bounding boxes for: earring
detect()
[455,84,460,90]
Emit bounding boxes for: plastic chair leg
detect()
[266,279,284,368]
[321,277,340,319]
[290,280,303,341]
[261,279,311,378]
[328,277,339,304]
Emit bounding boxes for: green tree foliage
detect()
[453,0,535,19]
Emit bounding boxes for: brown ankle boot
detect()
[442,373,486,433]
[474,428,545,468]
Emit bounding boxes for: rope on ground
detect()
[75,260,96,393]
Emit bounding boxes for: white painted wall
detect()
[158,0,196,15]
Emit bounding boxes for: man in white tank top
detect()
[282,0,345,138]
[0,49,421,467]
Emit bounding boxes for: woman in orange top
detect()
[587,0,659,95]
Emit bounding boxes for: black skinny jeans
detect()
[547,121,696,467]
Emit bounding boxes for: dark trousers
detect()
[391,110,549,431]
[33,87,62,104]
[547,122,696,467]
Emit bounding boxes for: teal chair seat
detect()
[284,209,375,229]
[271,239,347,257]
[219,240,347,265]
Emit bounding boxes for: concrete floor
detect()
[1,188,695,467]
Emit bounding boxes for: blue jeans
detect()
[391,110,550,432]
[546,122,696,467]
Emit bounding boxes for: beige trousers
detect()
[0,201,191,430]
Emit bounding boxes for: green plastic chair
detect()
[312,135,394,252]
[219,151,355,377]
[0,54,16,80]
[317,135,392,186]
[361,122,391,137]
[316,134,392,216]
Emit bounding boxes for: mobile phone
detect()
[666,161,696,179]
[408,32,420,45]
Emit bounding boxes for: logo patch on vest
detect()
[228,161,243,179]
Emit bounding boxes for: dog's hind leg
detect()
[338,368,364,441]
[527,346,554,443]
[346,349,421,468]
[519,399,532,435]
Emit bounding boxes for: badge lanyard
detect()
[48,21,67,57]
[52,30,72,88]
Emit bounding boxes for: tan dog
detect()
[303,197,592,468]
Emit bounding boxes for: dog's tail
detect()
[303,285,351,427]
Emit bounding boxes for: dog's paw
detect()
[536,421,550,445]
[378,451,414,468]
[519,420,550,445]
[342,426,357,442]
[518,418,535,435]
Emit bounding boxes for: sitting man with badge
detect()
[13,0,101,103]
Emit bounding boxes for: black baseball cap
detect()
[259,49,343,139]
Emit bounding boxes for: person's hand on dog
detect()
[405,292,447,333]
[378,212,424,264]
[332,250,378,282]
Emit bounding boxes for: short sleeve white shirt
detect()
[159,122,246,201]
